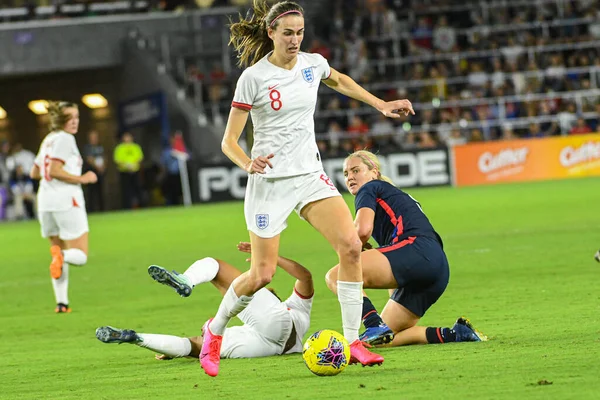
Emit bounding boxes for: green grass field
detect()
[2,178,599,400]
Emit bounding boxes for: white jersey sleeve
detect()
[314,53,331,80]
[49,134,76,163]
[232,69,259,111]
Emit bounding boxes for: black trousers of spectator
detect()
[24,199,35,219]
[120,171,142,210]
[86,175,104,213]
[163,173,182,206]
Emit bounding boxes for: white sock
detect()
[337,280,364,343]
[136,334,192,358]
[209,285,253,335]
[183,257,219,287]
[51,262,69,305]
[63,249,87,266]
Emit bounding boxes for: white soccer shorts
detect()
[39,206,89,241]
[244,169,341,238]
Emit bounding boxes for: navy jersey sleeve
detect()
[354,181,380,212]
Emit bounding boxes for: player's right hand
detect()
[80,171,98,184]
[246,154,274,174]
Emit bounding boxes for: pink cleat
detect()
[349,340,384,367]
[199,318,223,377]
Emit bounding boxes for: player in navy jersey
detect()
[326,150,487,347]
[197,0,415,377]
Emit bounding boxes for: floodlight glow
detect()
[28,100,49,115]
[82,94,108,109]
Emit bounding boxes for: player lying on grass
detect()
[96,242,313,360]
[326,150,487,348]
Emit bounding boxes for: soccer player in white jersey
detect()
[96,241,313,360]
[30,101,97,313]
[200,0,415,376]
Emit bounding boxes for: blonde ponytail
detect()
[47,101,78,133]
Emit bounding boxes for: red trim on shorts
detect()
[50,157,66,164]
[72,197,79,208]
[377,236,416,253]
[294,287,314,299]
[231,101,252,111]
[436,327,444,343]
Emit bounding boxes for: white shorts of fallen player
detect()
[221,289,292,358]
[244,169,341,238]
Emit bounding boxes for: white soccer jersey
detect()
[232,51,331,178]
[283,289,314,354]
[34,131,85,212]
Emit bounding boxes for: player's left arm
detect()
[322,67,415,118]
[355,207,375,244]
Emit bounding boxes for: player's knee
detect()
[250,263,276,290]
[337,233,362,263]
[325,267,338,293]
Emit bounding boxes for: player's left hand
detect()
[379,99,415,118]
[155,353,173,360]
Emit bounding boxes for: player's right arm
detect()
[221,107,253,171]
[30,164,41,180]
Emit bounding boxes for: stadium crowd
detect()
[181,0,600,156]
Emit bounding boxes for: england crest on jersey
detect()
[301,67,314,83]
[256,214,269,230]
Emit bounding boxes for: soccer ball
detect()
[302,329,350,376]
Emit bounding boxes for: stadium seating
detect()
[157,0,599,155]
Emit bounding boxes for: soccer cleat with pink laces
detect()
[199,318,223,377]
[349,340,384,367]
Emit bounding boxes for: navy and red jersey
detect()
[354,180,443,248]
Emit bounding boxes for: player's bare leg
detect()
[48,236,70,313]
[302,196,383,366]
[199,234,279,377]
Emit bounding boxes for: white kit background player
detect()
[30,101,97,313]
[199,0,414,377]
[96,242,313,360]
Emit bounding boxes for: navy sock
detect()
[362,296,384,328]
[425,327,456,344]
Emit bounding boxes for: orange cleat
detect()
[349,340,384,367]
[49,245,64,279]
[55,304,71,313]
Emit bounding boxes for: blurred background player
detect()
[202,0,414,376]
[326,150,486,348]
[97,241,313,361]
[30,101,97,313]
[595,249,600,263]
[113,132,144,210]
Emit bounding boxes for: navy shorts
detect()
[378,236,449,317]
